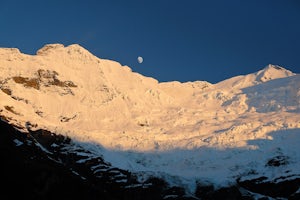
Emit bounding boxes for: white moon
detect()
[137,56,143,64]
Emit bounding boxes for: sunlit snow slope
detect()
[1,44,299,188]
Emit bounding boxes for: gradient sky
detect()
[1,0,299,83]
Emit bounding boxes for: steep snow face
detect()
[1,44,300,188]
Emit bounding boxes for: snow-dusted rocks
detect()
[0,44,300,198]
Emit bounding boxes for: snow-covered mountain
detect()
[0,44,299,199]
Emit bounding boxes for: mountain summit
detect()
[255,64,295,82]
[1,44,300,199]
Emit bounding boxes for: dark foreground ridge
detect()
[0,118,299,200]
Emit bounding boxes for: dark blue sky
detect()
[1,0,299,83]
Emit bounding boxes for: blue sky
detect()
[0,0,299,83]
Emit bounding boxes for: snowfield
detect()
[0,44,299,191]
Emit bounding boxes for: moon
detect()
[137,56,143,64]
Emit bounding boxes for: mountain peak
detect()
[36,43,91,56]
[0,47,21,55]
[264,64,287,71]
[36,43,65,55]
[35,43,98,65]
[65,44,94,56]
[255,64,295,82]
[66,43,87,50]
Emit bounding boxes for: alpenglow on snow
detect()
[0,44,299,194]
